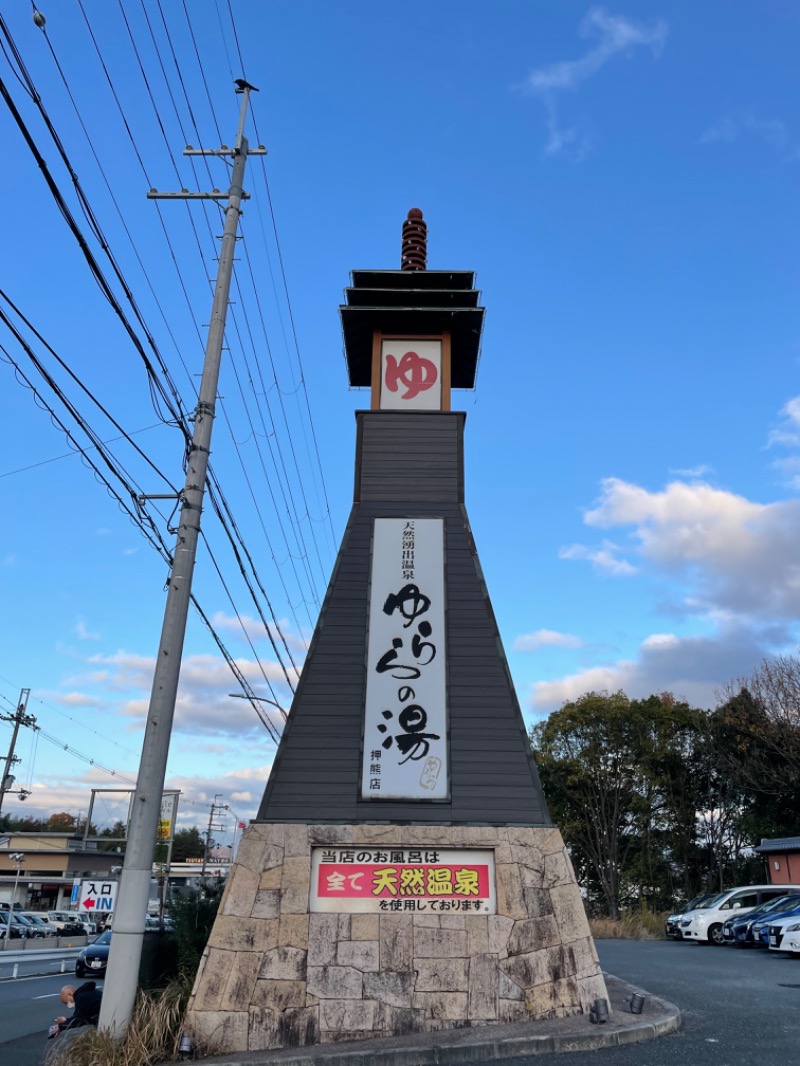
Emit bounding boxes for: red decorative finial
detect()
[401,208,427,271]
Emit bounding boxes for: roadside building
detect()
[754,837,800,885]
[0,832,122,911]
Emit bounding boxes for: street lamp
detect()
[227,693,287,721]
[3,853,24,944]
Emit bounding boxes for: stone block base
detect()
[185,823,607,1054]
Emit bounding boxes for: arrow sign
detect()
[78,879,118,913]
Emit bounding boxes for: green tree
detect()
[170,826,206,862]
[531,691,712,917]
[97,820,127,852]
[170,880,225,976]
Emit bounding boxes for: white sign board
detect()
[380,339,442,411]
[78,879,117,916]
[310,846,495,914]
[362,518,448,800]
[158,792,179,841]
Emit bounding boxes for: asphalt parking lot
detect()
[548,938,800,1066]
[3,938,800,1066]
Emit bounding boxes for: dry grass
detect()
[45,977,193,1066]
[590,911,666,940]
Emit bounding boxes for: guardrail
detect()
[0,946,83,979]
[0,935,88,951]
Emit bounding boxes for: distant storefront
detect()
[754,837,800,884]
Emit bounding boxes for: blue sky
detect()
[2,1,800,842]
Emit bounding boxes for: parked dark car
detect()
[754,901,800,947]
[722,892,800,946]
[0,911,30,939]
[75,929,111,978]
[664,893,716,940]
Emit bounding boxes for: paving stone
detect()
[259,946,308,981]
[337,938,379,971]
[543,849,573,888]
[488,914,514,954]
[279,913,309,949]
[467,915,489,954]
[439,914,466,930]
[380,914,413,971]
[207,915,278,953]
[414,958,469,992]
[250,979,307,1011]
[468,953,498,1020]
[501,943,576,991]
[259,866,283,890]
[413,914,440,928]
[550,885,591,943]
[307,965,363,1000]
[507,915,561,956]
[309,913,340,966]
[451,827,501,847]
[221,865,261,918]
[219,951,264,1010]
[319,999,378,1032]
[363,970,415,1008]
[283,824,311,857]
[187,1008,249,1054]
[498,969,525,1001]
[372,1003,427,1035]
[189,947,230,1011]
[248,1005,319,1050]
[495,864,527,919]
[506,827,536,847]
[413,927,468,958]
[412,991,469,1020]
[350,914,379,941]
[525,975,581,1019]
[251,889,281,920]
[522,886,555,918]
[246,1006,280,1051]
[497,998,529,1023]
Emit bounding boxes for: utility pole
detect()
[99,81,266,1037]
[0,689,34,820]
[201,794,229,880]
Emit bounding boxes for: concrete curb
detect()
[190,973,681,1066]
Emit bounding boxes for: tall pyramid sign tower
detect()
[186,210,608,1052]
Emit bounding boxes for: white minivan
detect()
[680,884,800,945]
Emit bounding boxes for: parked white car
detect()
[767,913,800,953]
[679,884,800,945]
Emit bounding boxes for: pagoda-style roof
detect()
[340,269,485,389]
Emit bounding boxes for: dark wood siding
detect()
[257,411,551,827]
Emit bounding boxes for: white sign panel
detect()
[158,792,179,841]
[78,879,117,916]
[310,846,495,914]
[380,339,442,410]
[362,518,448,800]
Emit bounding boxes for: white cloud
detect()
[525,8,668,93]
[0,760,272,833]
[574,477,800,619]
[528,623,791,714]
[700,110,798,158]
[513,629,585,651]
[209,611,309,656]
[670,463,713,479]
[75,619,100,641]
[559,538,638,575]
[54,691,105,709]
[520,7,668,157]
